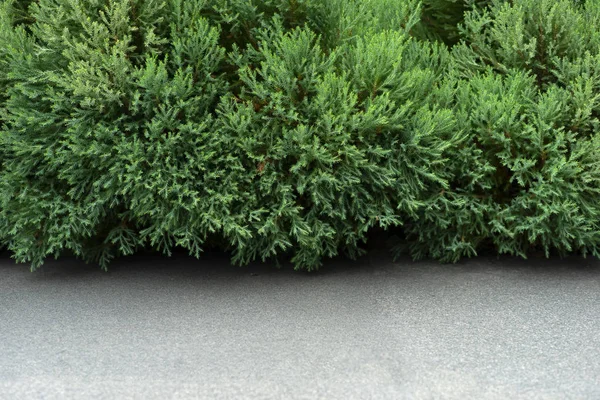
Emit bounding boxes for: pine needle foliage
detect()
[401,0,600,262]
[416,0,491,45]
[0,0,599,271]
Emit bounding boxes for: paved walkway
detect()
[1,250,599,399]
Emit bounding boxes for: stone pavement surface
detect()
[1,249,599,399]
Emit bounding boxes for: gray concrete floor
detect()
[1,249,600,399]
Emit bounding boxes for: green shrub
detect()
[0,0,459,270]
[0,0,598,271]
[402,0,600,262]
[0,0,29,249]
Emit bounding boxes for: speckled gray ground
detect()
[1,249,600,399]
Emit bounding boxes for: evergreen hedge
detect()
[0,0,598,271]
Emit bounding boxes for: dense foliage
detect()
[0,0,598,271]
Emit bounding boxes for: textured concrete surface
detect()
[1,249,600,399]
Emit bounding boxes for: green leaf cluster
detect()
[405,0,600,261]
[0,0,598,271]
